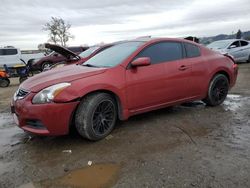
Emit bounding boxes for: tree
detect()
[43,17,73,46]
[236,29,242,39]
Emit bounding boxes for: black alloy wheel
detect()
[203,74,229,106]
[75,93,117,141]
[92,100,116,136]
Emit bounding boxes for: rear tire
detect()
[75,93,117,141]
[203,74,229,106]
[0,78,10,87]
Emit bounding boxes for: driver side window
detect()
[230,41,240,48]
[135,42,183,64]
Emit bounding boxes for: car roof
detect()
[127,37,201,46]
[212,39,244,43]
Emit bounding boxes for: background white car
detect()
[0,47,44,68]
[207,39,250,63]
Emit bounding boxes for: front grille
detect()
[15,88,29,100]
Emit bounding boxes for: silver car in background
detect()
[207,39,250,63]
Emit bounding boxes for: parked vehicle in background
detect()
[0,70,10,87]
[48,44,115,70]
[31,45,88,71]
[0,47,44,68]
[207,39,250,63]
[11,38,238,141]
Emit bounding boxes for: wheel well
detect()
[80,90,124,120]
[214,71,230,84]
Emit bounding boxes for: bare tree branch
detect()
[43,17,74,46]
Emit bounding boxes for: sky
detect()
[0,0,250,49]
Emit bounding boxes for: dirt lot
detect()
[0,64,250,188]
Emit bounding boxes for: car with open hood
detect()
[48,43,116,70]
[31,44,88,71]
[11,38,238,141]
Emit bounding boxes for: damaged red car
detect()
[11,38,238,140]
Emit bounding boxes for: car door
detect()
[125,41,191,110]
[183,42,206,97]
[228,41,242,61]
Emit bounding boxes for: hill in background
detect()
[200,30,250,45]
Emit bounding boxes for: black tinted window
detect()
[184,43,200,58]
[136,42,183,64]
[0,49,18,55]
[68,47,82,53]
[5,49,18,55]
[230,41,240,48]
[240,41,248,47]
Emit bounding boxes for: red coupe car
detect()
[11,38,238,140]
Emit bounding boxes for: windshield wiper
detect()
[82,64,99,68]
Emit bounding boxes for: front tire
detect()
[75,93,117,141]
[203,74,229,106]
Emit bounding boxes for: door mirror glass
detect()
[131,57,151,67]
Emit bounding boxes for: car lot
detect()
[0,63,250,187]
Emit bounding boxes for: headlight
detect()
[32,83,71,104]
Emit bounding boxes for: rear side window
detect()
[240,41,249,47]
[136,42,183,64]
[184,43,200,58]
[0,49,18,55]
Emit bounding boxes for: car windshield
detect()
[207,40,233,49]
[82,41,144,67]
[79,46,100,58]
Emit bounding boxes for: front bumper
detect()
[11,93,79,136]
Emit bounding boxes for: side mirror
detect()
[229,45,236,49]
[131,57,151,67]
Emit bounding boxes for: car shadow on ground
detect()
[18,100,209,148]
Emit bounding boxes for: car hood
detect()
[209,47,228,53]
[21,64,107,92]
[45,43,80,60]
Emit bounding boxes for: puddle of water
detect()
[0,113,14,128]
[0,113,25,154]
[223,94,248,112]
[24,163,120,188]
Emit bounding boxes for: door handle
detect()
[179,65,189,71]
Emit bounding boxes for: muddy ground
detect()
[0,64,250,188]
